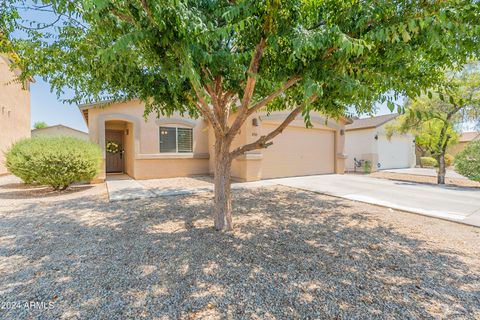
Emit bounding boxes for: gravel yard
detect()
[370,171,480,188]
[0,175,479,319]
[138,176,214,190]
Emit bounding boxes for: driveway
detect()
[383,168,467,179]
[272,174,480,227]
[105,174,480,227]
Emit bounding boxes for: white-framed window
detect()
[159,126,193,153]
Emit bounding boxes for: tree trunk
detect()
[213,138,233,231]
[437,153,446,184]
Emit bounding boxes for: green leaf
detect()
[401,30,411,42]
[387,101,395,112]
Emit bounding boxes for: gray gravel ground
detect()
[0,175,479,319]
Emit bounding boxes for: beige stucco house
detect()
[345,114,416,172]
[0,54,31,175]
[31,124,89,140]
[448,132,479,156]
[79,100,349,182]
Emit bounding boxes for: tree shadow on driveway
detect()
[0,186,478,319]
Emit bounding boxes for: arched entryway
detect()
[97,113,141,180]
[104,120,135,176]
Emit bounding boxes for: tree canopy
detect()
[2,0,479,120]
[33,121,48,129]
[387,67,480,183]
[388,68,480,154]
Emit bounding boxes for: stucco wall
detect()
[208,112,347,181]
[0,55,31,175]
[85,100,347,181]
[447,140,480,157]
[87,100,209,180]
[345,124,415,172]
[345,128,378,172]
[31,126,88,140]
[376,124,416,170]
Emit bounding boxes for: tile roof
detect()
[345,113,398,131]
[459,132,480,142]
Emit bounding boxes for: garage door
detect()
[260,124,335,179]
[377,135,413,169]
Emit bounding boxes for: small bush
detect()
[444,154,454,167]
[363,160,372,174]
[455,140,480,182]
[5,137,102,190]
[421,156,438,167]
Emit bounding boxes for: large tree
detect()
[387,68,480,184]
[1,0,479,230]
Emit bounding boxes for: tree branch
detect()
[193,85,224,134]
[240,38,266,109]
[111,9,136,25]
[222,37,268,142]
[227,75,301,142]
[230,95,318,158]
[246,76,302,116]
[139,0,154,21]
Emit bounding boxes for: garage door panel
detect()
[261,124,335,179]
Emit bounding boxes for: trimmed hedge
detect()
[455,140,480,182]
[420,157,437,167]
[5,136,102,190]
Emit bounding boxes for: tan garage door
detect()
[260,124,335,179]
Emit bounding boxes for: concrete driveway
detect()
[272,174,480,227]
[383,168,467,179]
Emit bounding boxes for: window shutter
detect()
[177,128,193,153]
[159,127,176,153]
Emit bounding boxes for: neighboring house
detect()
[0,54,31,175]
[31,124,89,140]
[79,100,349,182]
[345,114,416,172]
[448,132,480,156]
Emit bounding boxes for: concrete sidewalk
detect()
[272,174,480,227]
[106,175,157,201]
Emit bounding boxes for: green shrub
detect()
[363,160,372,174]
[421,156,438,167]
[444,154,454,167]
[455,140,480,182]
[5,136,102,190]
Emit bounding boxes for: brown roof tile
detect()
[459,132,480,142]
[345,113,398,131]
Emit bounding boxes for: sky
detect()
[30,78,88,132]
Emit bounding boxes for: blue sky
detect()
[30,78,88,132]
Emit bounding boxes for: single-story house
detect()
[79,100,349,182]
[0,54,31,175]
[345,114,416,172]
[31,124,89,140]
[448,131,479,156]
